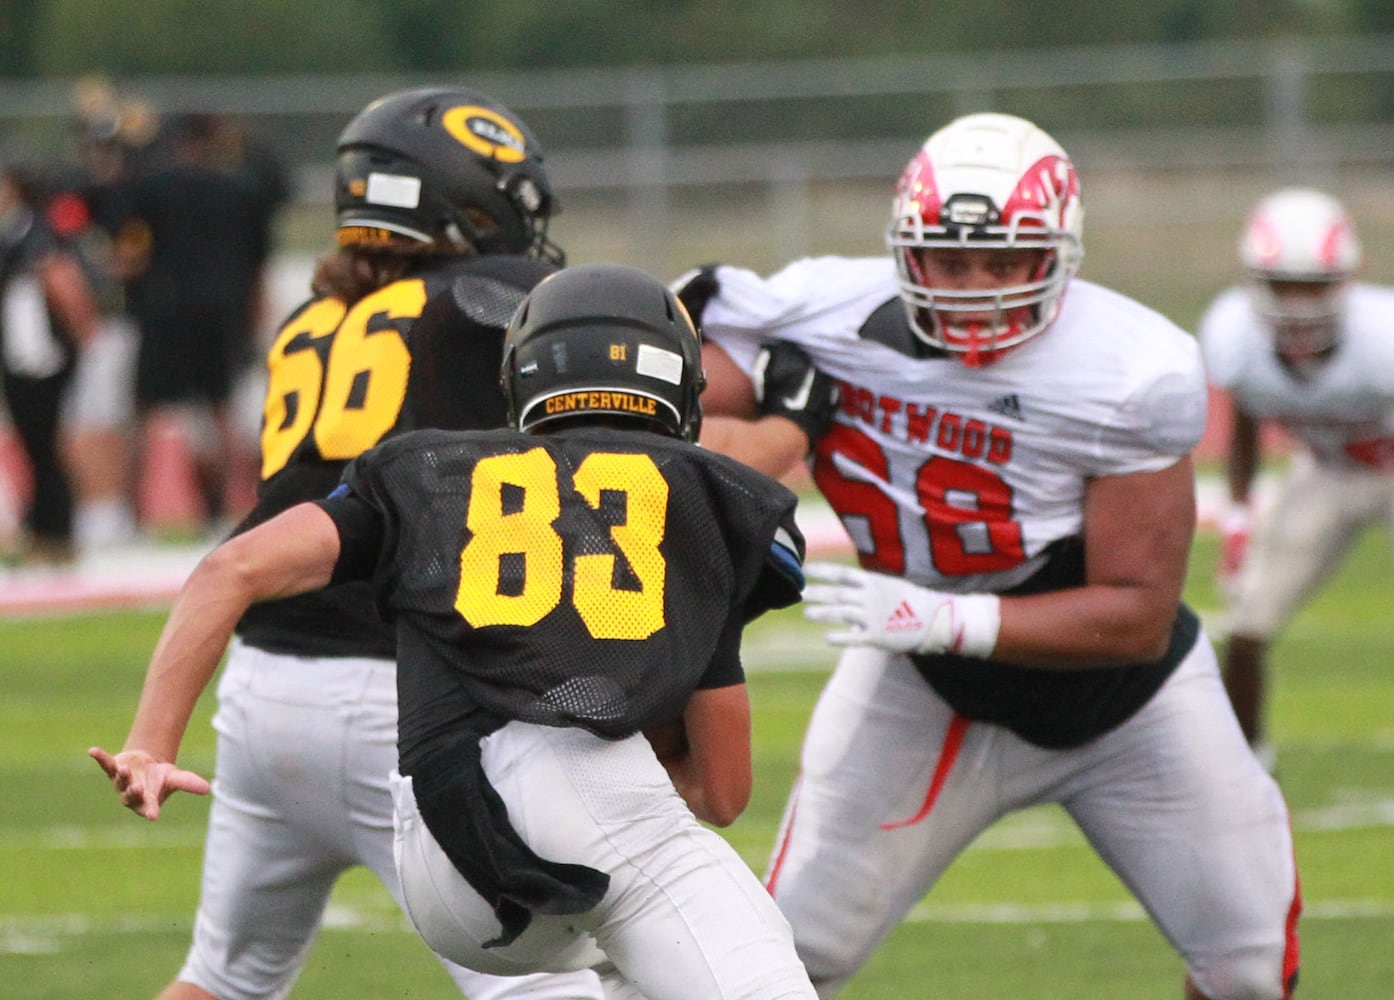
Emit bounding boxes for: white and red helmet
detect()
[1239,187,1360,358]
[887,112,1084,365]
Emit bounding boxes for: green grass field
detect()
[2,528,1391,998]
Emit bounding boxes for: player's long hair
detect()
[310,237,475,305]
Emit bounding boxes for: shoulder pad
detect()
[859,297,947,360]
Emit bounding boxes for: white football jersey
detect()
[1198,282,1394,471]
[703,256,1207,593]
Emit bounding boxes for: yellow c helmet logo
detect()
[442,105,528,164]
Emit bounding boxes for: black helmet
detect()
[334,86,563,263]
[501,264,705,442]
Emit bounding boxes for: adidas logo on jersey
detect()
[883,600,923,633]
[987,393,1024,421]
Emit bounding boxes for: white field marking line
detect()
[0,903,406,939]
[975,796,1394,848]
[905,898,1394,925]
[4,897,1389,955]
[1,824,210,850]
[1295,798,1394,831]
[14,794,1394,855]
[0,905,412,955]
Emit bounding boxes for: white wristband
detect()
[935,593,1002,659]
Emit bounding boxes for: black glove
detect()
[670,264,721,330]
[751,341,840,443]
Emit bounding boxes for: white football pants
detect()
[393,720,819,1000]
[178,641,603,1000]
[765,638,1299,1000]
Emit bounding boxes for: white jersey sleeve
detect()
[1064,285,1207,476]
[702,257,899,374]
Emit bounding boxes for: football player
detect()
[92,263,820,1000]
[93,87,602,1000]
[1200,186,1394,768]
[681,113,1301,1000]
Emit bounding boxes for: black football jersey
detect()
[234,254,557,657]
[315,425,805,769]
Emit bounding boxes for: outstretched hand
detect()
[89,745,211,821]
[801,561,1001,658]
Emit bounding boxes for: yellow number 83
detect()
[455,448,668,640]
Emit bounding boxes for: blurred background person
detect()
[48,85,160,550]
[209,112,295,520]
[0,159,100,566]
[1199,186,1394,770]
[61,82,160,545]
[112,111,283,538]
[211,113,293,329]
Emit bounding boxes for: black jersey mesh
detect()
[451,273,530,327]
[345,426,800,758]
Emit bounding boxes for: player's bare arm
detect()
[701,415,811,478]
[40,252,101,346]
[1216,401,1262,585]
[658,683,753,827]
[90,503,341,820]
[699,340,759,418]
[807,458,1196,668]
[698,339,834,478]
[994,456,1195,667]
